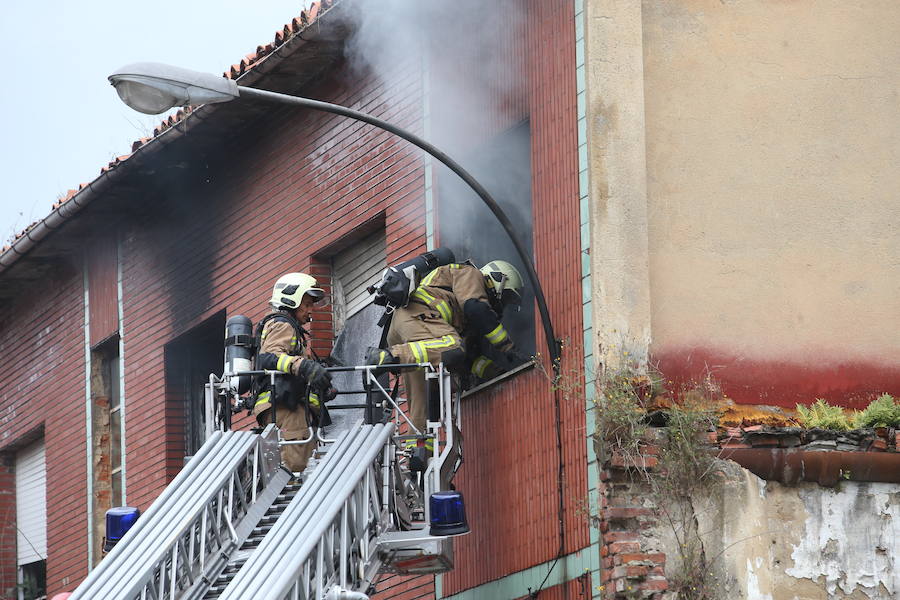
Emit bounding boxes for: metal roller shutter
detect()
[15,439,47,565]
[332,230,386,333]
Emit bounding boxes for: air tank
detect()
[369,247,456,308]
[224,315,254,394]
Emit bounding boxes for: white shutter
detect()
[332,231,386,332]
[15,439,47,565]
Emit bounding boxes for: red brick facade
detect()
[0,1,588,598]
[0,455,17,598]
[0,272,88,596]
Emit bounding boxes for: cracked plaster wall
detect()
[640,0,900,369]
[645,462,900,599]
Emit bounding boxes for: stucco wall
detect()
[584,0,652,373]
[671,465,900,599]
[594,0,900,405]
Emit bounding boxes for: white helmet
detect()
[269,272,325,310]
[480,260,524,308]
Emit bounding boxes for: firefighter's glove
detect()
[257,352,278,371]
[366,347,398,375]
[297,358,332,390]
[493,348,530,372]
[322,385,339,403]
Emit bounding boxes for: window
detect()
[165,313,226,457]
[15,439,46,600]
[328,230,388,428]
[91,338,123,503]
[436,122,536,356]
[108,349,123,506]
[331,230,387,337]
[330,229,387,364]
[18,561,45,600]
[90,337,124,563]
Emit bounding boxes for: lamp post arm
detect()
[237,85,561,375]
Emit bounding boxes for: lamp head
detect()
[109,62,239,114]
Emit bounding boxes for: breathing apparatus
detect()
[222,313,338,412]
[224,315,254,394]
[368,247,456,310]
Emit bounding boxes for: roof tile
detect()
[21,0,333,229]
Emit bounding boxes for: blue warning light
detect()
[104,506,140,552]
[429,491,470,536]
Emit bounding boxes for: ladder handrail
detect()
[219,423,395,600]
[71,427,282,600]
[71,430,224,598]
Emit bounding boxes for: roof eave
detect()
[0,0,349,279]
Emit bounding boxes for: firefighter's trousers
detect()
[387,304,462,432]
[256,404,315,473]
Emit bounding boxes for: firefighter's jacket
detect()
[410,263,514,351]
[253,312,321,417]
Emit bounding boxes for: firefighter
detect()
[368,259,527,432]
[254,272,333,474]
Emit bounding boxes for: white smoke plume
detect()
[339,0,538,353]
[341,0,527,155]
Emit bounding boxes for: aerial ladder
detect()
[69,361,466,600]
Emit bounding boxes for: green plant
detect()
[853,394,900,428]
[657,400,720,498]
[795,398,852,430]
[595,369,650,465]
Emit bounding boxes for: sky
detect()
[0,0,315,246]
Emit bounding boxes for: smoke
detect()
[342,0,528,154]
[341,0,536,352]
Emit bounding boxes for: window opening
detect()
[15,439,46,600]
[332,230,387,334]
[90,336,123,563]
[164,312,226,457]
[329,230,387,430]
[436,121,536,358]
[18,560,45,600]
[109,349,122,506]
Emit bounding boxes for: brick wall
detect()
[0,269,88,596]
[0,453,16,599]
[597,463,669,600]
[120,58,426,510]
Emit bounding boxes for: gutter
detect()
[0,0,342,277]
[0,118,186,275]
[722,448,900,487]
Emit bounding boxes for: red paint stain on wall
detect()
[654,347,900,409]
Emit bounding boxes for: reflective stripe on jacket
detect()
[410,264,489,333]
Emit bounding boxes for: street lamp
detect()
[110,63,238,114]
[109,62,562,374]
